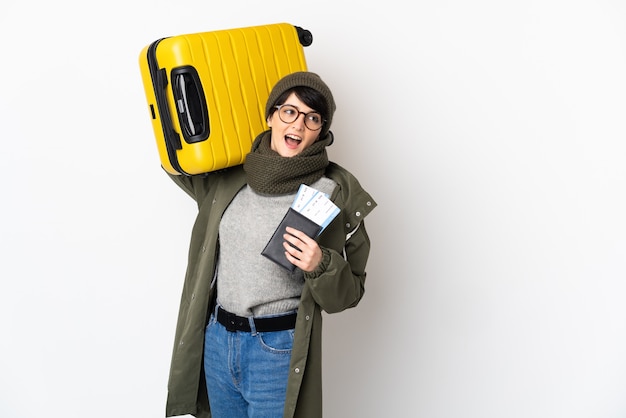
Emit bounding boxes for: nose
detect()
[291,112,306,129]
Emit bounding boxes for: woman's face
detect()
[267,93,322,157]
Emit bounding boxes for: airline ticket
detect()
[291,184,340,232]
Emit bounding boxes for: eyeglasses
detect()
[274,104,324,131]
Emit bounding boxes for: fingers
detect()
[282,230,307,256]
[283,227,321,272]
[284,226,313,245]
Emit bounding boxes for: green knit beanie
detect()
[265,71,336,140]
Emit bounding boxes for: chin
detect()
[280,150,300,158]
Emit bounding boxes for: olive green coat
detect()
[164,162,376,418]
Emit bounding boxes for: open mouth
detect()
[285,134,302,147]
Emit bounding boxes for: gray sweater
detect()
[216,176,337,317]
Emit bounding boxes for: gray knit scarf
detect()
[243,131,331,195]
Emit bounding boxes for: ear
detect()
[266,116,272,128]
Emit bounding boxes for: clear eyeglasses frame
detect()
[274,104,324,131]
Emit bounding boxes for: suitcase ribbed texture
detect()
[139,23,309,175]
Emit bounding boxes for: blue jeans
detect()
[204,306,295,418]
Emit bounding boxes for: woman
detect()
[164,72,377,418]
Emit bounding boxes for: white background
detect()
[1,1,625,417]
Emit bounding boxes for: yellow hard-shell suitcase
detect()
[139,23,312,175]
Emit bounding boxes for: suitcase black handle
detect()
[171,66,210,144]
